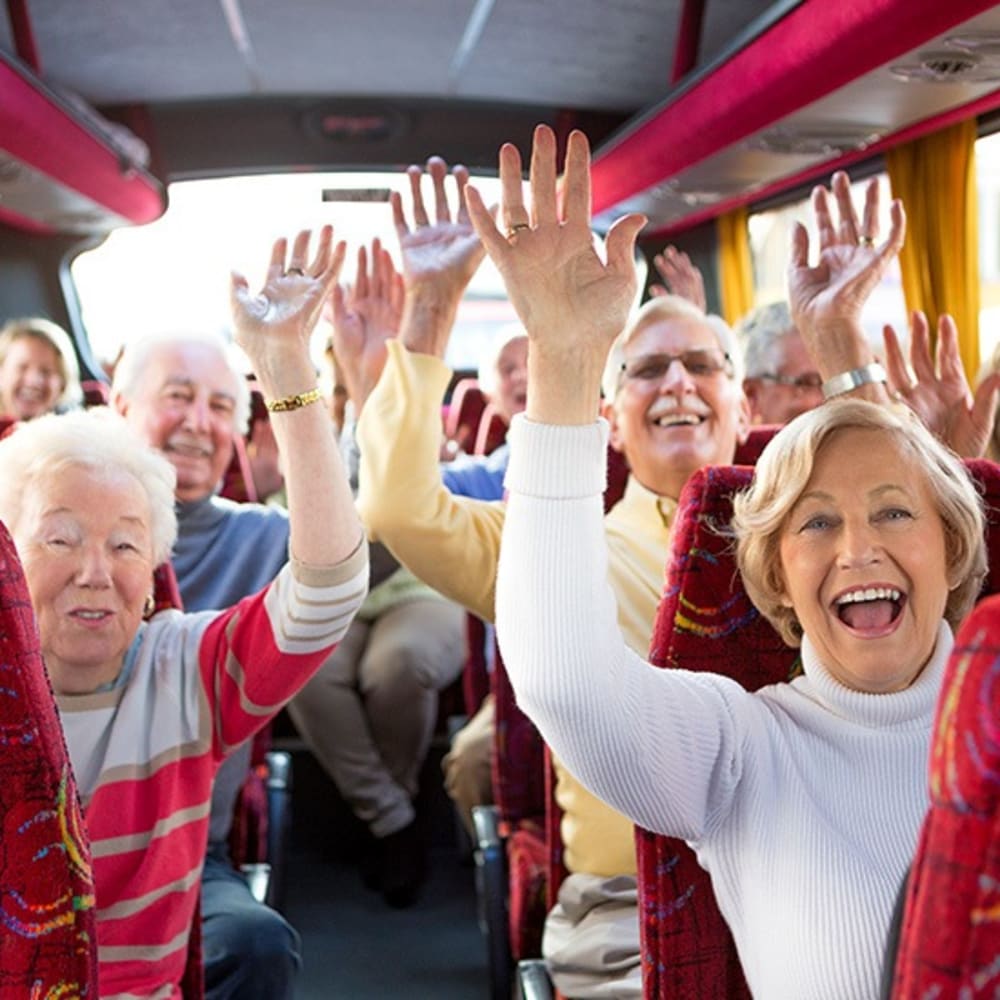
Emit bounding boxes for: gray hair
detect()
[602,294,742,400]
[0,407,178,565]
[738,301,797,379]
[0,317,83,411]
[111,330,251,435]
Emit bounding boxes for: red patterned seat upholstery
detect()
[889,591,1000,997]
[638,458,1000,999]
[0,518,98,996]
[444,377,488,456]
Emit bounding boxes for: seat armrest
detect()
[472,804,512,1000]
[263,750,293,911]
[517,959,554,1000]
[240,862,271,905]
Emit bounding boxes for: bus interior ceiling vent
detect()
[891,40,1000,83]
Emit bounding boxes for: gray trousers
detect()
[288,596,466,837]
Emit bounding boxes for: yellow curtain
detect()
[716,207,754,327]
[885,118,980,380]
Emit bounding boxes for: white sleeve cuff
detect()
[504,414,609,499]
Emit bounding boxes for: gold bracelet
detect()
[264,387,323,412]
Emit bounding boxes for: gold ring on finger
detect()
[506,223,531,240]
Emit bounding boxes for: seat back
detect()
[887,461,1000,999]
[474,402,509,456]
[639,458,1000,999]
[444,377,488,456]
[0,519,98,995]
[638,464,791,1000]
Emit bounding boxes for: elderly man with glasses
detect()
[739,300,824,425]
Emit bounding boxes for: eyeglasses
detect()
[620,349,733,383]
[755,371,823,392]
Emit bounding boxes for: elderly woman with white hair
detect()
[468,124,987,999]
[0,227,368,998]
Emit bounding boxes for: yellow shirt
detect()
[357,342,675,876]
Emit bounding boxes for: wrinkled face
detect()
[777,428,951,693]
[607,317,750,499]
[116,343,239,503]
[16,464,154,694]
[743,332,823,426]
[0,336,64,420]
[492,336,528,423]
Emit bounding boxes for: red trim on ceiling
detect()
[0,60,166,225]
[644,81,1000,241]
[591,0,1000,215]
[0,205,54,235]
[6,0,41,73]
[671,0,705,85]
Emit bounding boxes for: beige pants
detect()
[543,873,642,998]
[288,597,466,837]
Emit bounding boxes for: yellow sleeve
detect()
[356,341,504,623]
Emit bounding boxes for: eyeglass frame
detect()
[618,348,735,385]
[750,371,824,392]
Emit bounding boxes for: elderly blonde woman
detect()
[468,124,987,999]
[0,227,368,999]
[0,316,83,420]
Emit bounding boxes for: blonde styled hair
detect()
[732,399,986,646]
[0,407,177,565]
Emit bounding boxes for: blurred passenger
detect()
[476,124,986,1000]
[109,230,355,998]
[288,239,467,908]
[739,300,823,424]
[355,155,749,996]
[0,316,82,420]
[0,227,366,999]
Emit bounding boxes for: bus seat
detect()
[639,458,1000,999]
[444,378,488,456]
[474,636,548,999]
[80,378,110,406]
[886,592,1000,998]
[219,433,260,503]
[639,463,801,1000]
[474,401,509,456]
[0,517,98,996]
[733,424,779,465]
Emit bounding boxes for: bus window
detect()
[977,131,1000,367]
[70,171,517,378]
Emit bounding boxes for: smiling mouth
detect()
[167,442,212,459]
[835,587,904,630]
[652,413,703,428]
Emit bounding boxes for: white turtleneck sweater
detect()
[496,415,950,1000]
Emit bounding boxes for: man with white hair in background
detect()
[111,329,300,1000]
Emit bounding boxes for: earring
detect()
[143,594,156,619]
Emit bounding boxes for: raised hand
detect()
[787,172,904,381]
[230,226,346,391]
[391,158,486,358]
[464,124,645,424]
[326,238,404,410]
[883,311,1000,458]
[650,245,706,311]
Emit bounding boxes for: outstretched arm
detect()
[230,227,363,566]
[787,171,904,402]
[650,245,707,311]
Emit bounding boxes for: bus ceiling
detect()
[3,0,1000,239]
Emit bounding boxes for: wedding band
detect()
[286,266,305,276]
[858,236,875,248]
[506,223,531,239]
